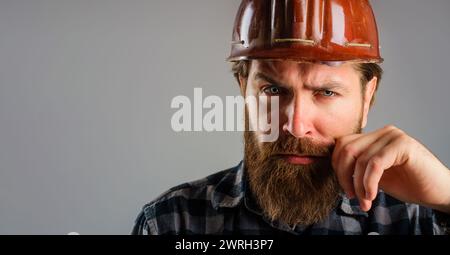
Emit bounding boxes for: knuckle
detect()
[399,135,411,145]
[368,156,383,171]
[393,130,412,145]
[342,144,357,157]
[386,126,410,143]
[384,125,397,131]
[387,126,407,137]
[394,128,406,137]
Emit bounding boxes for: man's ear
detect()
[361,77,378,129]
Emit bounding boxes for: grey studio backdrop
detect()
[0,0,449,234]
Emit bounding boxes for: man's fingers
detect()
[353,154,372,211]
[334,149,357,198]
[332,134,360,168]
[363,141,403,202]
[363,158,384,201]
[332,126,396,199]
[354,131,398,201]
[332,135,360,198]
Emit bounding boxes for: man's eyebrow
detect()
[254,73,287,87]
[303,81,349,92]
[255,72,349,92]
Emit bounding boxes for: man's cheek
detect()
[246,96,280,142]
[260,96,280,142]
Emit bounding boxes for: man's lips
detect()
[275,154,326,165]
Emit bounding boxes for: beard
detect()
[244,117,362,227]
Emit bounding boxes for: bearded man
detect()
[132,0,450,235]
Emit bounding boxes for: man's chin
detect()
[246,156,341,226]
[244,130,342,226]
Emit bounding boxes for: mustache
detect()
[257,133,335,158]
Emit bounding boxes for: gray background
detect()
[0,0,448,234]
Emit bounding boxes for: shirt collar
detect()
[211,160,368,217]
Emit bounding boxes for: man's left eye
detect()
[320,90,337,97]
[262,85,282,95]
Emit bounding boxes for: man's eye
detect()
[320,90,337,97]
[262,85,282,95]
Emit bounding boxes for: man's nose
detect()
[282,95,314,138]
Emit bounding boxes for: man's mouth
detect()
[274,154,326,165]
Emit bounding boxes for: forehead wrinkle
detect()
[301,64,354,90]
[254,61,353,92]
[257,60,283,77]
[256,60,303,87]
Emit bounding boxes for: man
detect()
[133,0,450,235]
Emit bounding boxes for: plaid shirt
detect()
[132,161,449,235]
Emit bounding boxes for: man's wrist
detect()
[435,168,450,214]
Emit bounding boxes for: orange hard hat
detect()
[227,0,383,63]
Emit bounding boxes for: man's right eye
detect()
[262,85,282,96]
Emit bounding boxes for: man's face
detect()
[241,60,377,226]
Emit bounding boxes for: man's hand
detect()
[332,125,450,213]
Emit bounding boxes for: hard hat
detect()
[227,0,383,63]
